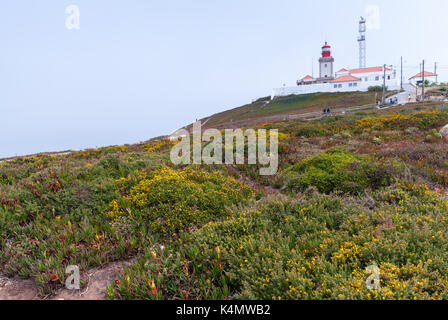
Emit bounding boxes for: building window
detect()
[349,83,353,87]
[354,82,358,87]
[365,77,368,81]
[334,84,338,88]
[388,76,391,80]
[375,76,379,81]
[338,84,342,88]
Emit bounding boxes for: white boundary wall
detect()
[272,78,399,99]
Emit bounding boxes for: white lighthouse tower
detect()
[318,42,334,82]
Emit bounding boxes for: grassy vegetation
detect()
[205,92,378,128]
[0,143,172,294]
[2,97,448,300]
[110,184,448,300]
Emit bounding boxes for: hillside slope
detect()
[197,91,379,130]
[2,99,448,300]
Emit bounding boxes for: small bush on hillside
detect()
[368,85,386,92]
[283,148,395,194]
[294,125,328,138]
[105,167,255,235]
[342,131,352,139]
[373,137,382,145]
[404,127,419,135]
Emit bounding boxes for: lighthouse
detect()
[318,42,334,81]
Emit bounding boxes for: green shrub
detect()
[283,148,394,194]
[431,129,443,139]
[373,137,382,145]
[404,127,419,135]
[342,131,352,139]
[294,125,328,138]
[368,85,386,92]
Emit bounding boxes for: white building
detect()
[409,71,438,86]
[272,42,399,99]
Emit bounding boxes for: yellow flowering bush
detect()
[356,110,446,130]
[105,167,255,235]
[143,139,174,152]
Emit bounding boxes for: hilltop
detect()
[2,92,448,300]
[183,87,448,133]
[186,91,401,132]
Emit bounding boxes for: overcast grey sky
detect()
[1,0,447,157]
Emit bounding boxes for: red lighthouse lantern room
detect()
[322,42,331,58]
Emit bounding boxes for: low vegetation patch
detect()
[105,167,256,237]
[109,182,448,300]
[355,110,448,131]
[283,148,395,194]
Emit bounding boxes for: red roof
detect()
[322,41,331,48]
[409,71,437,79]
[350,66,391,74]
[337,68,348,72]
[331,75,362,83]
[302,75,313,80]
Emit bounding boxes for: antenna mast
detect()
[358,17,366,68]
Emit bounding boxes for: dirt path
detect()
[0,260,132,300]
[0,277,39,300]
[200,103,377,131]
